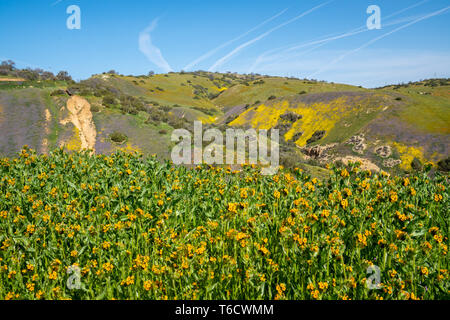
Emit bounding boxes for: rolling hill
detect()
[0,70,448,175]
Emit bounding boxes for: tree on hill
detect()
[0,60,16,75]
[0,61,68,82]
[40,70,56,81]
[16,68,40,81]
[56,71,72,81]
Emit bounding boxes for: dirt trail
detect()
[337,156,380,172]
[41,109,52,154]
[0,78,25,82]
[60,96,97,152]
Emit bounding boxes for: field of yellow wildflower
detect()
[0,147,448,300]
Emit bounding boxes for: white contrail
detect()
[138,19,173,73]
[208,0,333,72]
[249,42,329,74]
[248,15,422,73]
[285,14,424,53]
[248,0,432,73]
[382,0,431,20]
[309,6,450,78]
[51,0,64,6]
[246,27,348,73]
[183,8,288,71]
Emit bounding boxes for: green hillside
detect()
[0,69,448,175]
[226,79,450,172]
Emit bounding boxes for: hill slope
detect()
[0,73,448,174]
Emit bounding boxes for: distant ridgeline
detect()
[0,60,72,82]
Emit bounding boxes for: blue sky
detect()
[0,0,449,87]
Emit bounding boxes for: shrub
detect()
[306,130,326,145]
[56,71,72,81]
[208,92,221,100]
[292,132,303,142]
[50,89,66,96]
[280,112,302,123]
[279,152,299,169]
[79,89,92,96]
[102,96,116,108]
[411,157,423,171]
[91,105,100,113]
[110,132,128,144]
[118,95,146,115]
[160,105,172,113]
[168,117,187,130]
[437,157,450,172]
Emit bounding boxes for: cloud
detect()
[248,13,426,73]
[239,49,450,87]
[249,0,431,73]
[139,19,173,73]
[183,8,288,71]
[308,6,450,78]
[327,51,450,87]
[208,0,333,72]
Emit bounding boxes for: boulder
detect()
[374,146,392,158]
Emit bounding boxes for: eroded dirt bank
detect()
[60,96,97,152]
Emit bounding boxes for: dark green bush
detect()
[411,157,423,171]
[306,130,326,145]
[110,132,128,144]
[102,96,116,108]
[50,89,66,96]
[437,157,450,172]
[91,105,100,113]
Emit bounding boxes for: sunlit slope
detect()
[228,86,449,170]
[376,81,450,135]
[214,77,365,109]
[229,91,389,145]
[0,74,448,173]
[93,72,242,112]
